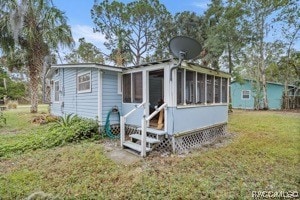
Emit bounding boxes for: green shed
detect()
[231,79,298,110]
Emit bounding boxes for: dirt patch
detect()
[0,129,21,134]
[100,139,142,165]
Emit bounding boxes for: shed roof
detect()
[231,78,296,87]
[45,63,124,78]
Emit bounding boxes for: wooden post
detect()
[157,109,164,130]
[120,116,125,148]
[141,117,147,157]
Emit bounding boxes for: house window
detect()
[54,81,59,102]
[77,72,91,93]
[206,75,214,103]
[221,78,228,103]
[122,72,143,103]
[214,76,221,103]
[197,73,205,104]
[186,70,196,104]
[242,90,250,99]
[54,69,59,75]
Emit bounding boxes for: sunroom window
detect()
[176,68,228,106]
[214,76,221,103]
[186,70,196,104]
[133,72,142,103]
[221,78,228,103]
[197,73,205,104]
[123,73,131,103]
[206,75,214,104]
[177,69,184,105]
[122,72,143,103]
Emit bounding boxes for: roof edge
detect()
[231,78,297,87]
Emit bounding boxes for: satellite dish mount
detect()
[169,36,202,80]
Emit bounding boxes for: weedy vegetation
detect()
[0,108,299,199]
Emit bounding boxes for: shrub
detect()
[52,116,99,142]
[7,100,18,109]
[55,113,77,127]
[0,116,99,157]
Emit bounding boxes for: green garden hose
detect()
[104,107,120,139]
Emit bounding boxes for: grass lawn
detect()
[0,108,299,199]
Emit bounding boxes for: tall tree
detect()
[204,0,248,70]
[242,0,290,110]
[275,0,300,108]
[0,0,73,113]
[91,0,171,65]
[65,38,104,64]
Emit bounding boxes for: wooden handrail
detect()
[121,101,146,148]
[141,102,167,157]
[146,103,167,121]
[124,101,146,118]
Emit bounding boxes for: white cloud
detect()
[192,1,209,9]
[71,24,106,46]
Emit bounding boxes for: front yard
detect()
[0,107,299,199]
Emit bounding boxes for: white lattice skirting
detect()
[170,123,227,154]
[102,123,227,154]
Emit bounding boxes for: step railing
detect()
[141,103,167,157]
[120,101,146,148]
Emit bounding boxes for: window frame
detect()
[77,71,92,94]
[54,80,60,103]
[241,90,251,100]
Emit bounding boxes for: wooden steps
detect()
[123,141,151,153]
[122,128,166,156]
[137,127,166,136]
[129,134,160,144]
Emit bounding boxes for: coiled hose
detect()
[104,107,120,139]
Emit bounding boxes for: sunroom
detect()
[119,59,230,155]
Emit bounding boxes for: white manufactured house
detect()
[46,59,230,156]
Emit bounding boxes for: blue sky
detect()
[52,0,299,56]
[52,0,210,53]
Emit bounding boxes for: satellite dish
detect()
[169,36,201,60]
[169,36,202,80]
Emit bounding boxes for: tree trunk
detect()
[29,64,40,113]
[261,73,268,110]
[227,43,233,108]
[284,79,288,109]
